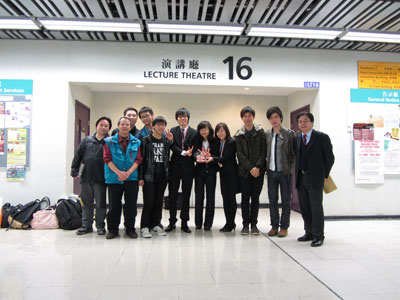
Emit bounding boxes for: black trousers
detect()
[222,193,237,228]
[168,168,193,224]
[140,179,168,229]
[297,173,324,238]
[107,181,138,233]
[194,171,216,228]
[240,175,264,227]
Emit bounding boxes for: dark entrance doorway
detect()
[290,104,310,213]
[73,100,90,195]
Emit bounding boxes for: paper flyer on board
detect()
[355,140,384,184]
[6,128,27,181]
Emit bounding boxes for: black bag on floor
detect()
[8,197,50,229]
[1,203,19,228]
[56,197,82,230]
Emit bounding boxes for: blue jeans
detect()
[267,170,291,229]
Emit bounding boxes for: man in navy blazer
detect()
[166,108,197,233]
[295,112,334,247]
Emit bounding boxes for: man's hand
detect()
[250,167,260,178]
[165,129,173,141]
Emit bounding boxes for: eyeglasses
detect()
[140,114,152,119]
[298,120,311,124]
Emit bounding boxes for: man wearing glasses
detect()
[137,106,155,140]
[295,112,334,247]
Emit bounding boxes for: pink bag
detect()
[30,208,59,229]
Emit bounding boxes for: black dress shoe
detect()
[220,225,236,233]
[106,231,119,239]
[75,227,93,235]
[165,224,176,232]
[196,226,202,230]
[97,228,106,235]
[311,237,325,247]
[126,230,138,239]
[181,225,191,233]
[204,226,211,231]
[297,233,313,242]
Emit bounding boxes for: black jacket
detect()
[213,138,240,194]
[70,133,108,183]
[139,135,172,182]
[170,126,197,175]
[193,136,219,176]
[295,130,334,190]
[234,124,266,178]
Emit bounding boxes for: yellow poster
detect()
[358,61,400,89]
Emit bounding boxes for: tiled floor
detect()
[1,208,399,300]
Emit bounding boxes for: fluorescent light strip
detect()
[41,20,141,32]
[148,23,244,36]
[0,19,39,30]
[248,27,341,40]
[341,31,400,44]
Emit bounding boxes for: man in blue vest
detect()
[103,116,143,239]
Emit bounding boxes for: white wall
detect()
[0,39,399,216]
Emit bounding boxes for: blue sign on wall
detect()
[0,80,33,95]
[350,88,400,104]
[304,81,320,88]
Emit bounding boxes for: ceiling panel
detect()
[0,0,398,53]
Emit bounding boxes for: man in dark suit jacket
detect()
[295,112,334,247]
[166,108,197,233]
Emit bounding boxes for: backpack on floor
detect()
[8,197,50,229]
[1,203,19,228]
[55,197,82,230]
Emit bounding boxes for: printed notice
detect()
[358,61,400,89]
[355,140,384,184]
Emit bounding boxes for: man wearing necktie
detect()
[166,108,197,233]
[295,112,334,247]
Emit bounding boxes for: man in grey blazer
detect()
[295,112,334,247]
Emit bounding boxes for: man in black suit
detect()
[295,112,334,247]
[166,108,197,233]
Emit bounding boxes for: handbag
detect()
[30,207,59,229]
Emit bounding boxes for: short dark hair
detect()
[197,121,214,140]
[214,122,231,140]
[175,107,190,120]
[123,107,138,116]
[95,116,112,130]
[240,106,255,118]
[117,116,131,126]
[266,106,283,120]
[152,116,167,126]
[297,112,314,123]
[139,106,154,117]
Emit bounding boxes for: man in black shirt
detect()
[139,116,173,238]
[111,107,139,137]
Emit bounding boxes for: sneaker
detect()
[251,225,260,235]
[140,227,152,238]
[241,226,249,235]
[151,226,167,236]
[97,228,106,235]
[75,227,93,235]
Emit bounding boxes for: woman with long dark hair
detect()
[193,121,219,230]
[213,122,240,232]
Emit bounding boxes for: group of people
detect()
[71,105,334,247]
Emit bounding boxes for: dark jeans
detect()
[168,168,193,225]
[140,179,168,229]
[222,193,237,228]
[80,182,107,230]
[194,171,216,228]
[297,173,324,238]
[240,175,264,227]
[107,181,138,233]
[267,170,291,230]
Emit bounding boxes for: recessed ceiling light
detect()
[341,30,400,44]
[40,19,141,32]
[147,22,244,36]
[248,26,341,40]
[136,85,144,88]
[244,87,250,90]
[0,18,39,30]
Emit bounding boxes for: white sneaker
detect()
[151,225,167,236]
[140,227,152,238]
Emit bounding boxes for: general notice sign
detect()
[358,61,400,89]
